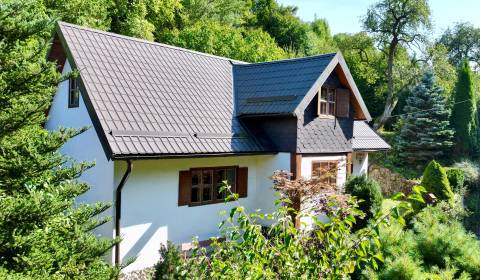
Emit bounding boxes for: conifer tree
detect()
[397,69,453,166]
[451,59,478,156]
[0,0,118,278]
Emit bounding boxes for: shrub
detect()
[414,207,480,278]
[453,159,480,185]
[345,175,383,229]
[379,254,424,280]
[153,241,185,280]
[421,160,454,201]
[446,168,465,192]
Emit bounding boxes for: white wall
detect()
[300,155,347,186]
[45,60,115,240]
[352,152,368,176]
[115,153,290,272]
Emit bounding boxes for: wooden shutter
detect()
[336,88,350,118]
[236,167,248,198]
[178,170,191,206]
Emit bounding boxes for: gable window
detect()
[178,166,248,206]
[311,161,338,187]
[68,78,80,108]
[318,87,336,116]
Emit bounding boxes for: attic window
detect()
[68,78,80,108]
[318,87,335,116]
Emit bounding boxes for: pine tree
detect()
[451,59,478,156]
[0,0,118,278]
[397,69,454,167]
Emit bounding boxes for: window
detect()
[68,78,80,108]
[318,87,336,116]
[179,166,248,207]
[190,167,236,205]
[311,161,338,187]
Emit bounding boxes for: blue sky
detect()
[277,0,480,38]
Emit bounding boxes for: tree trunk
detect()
[374,40,398,130]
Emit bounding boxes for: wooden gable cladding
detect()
[334,64,366,120]
[47,33,67,72]
[335,88,350,118]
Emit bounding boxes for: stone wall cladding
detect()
[369,165,420,196]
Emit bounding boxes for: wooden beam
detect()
[290,153,302,179]
[346,152,353,176]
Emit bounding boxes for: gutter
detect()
[115,159,133,266]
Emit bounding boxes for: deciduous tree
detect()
[363,0,431,130]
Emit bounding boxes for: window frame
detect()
[318,87,336,117]
[68,77,80,108]
[189,166,237,206]
[311,160,338,187]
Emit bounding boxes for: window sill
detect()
[317,114,335,119]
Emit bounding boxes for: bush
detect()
[414,207,480,278]
[345,175,383,229]
[453,159,480,185]
[421,160,454,201]
[446,168,465,192]
[153,241,185,280]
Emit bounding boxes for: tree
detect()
[363,0,431,130]
[421,160,454,201]
[396,70,454,166]
[248,0,310,55]
[438,22,480,69]
[161,20,286,62]
[44,0,112,30]
[451,60,478,156]
[0,0,118,278]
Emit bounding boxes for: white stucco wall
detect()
[352,152,369,176]
[115,153,290,272]
[45,60,115,239]
[300,155,347,186]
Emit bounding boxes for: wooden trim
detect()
[290,153,302,179]
[346,152,353,176]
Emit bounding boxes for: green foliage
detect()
[153,182,420,279]
[451,60,478,156]
[0,0,118,278]
[364,201,480,279]
[153,241,184,279]
[345,175,383,229]
[161,20,286,63]
[446,168,465,192]
[438,22,480,68]
[248,0,309,54]
[453,159,480,184]
[421,160,454,201]
[44,0,112,30]
[396,70,454,166]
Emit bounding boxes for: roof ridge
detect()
[233,52,338,68]
[57,21,248,64]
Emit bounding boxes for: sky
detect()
[277,0,480,38]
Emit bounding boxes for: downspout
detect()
[115,159,132,266]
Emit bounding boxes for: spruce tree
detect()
[451,59,478,156]
[0,0,118,278]
[397,69,454,167]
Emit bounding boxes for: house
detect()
[45,21,390,272]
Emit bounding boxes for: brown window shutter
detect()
[335,88,350,118]
[236,167,248,198]
[178,170,191,206]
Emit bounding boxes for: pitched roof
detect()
[352,121,391,151]
[51,22,379,158]
[234,54,336,115]
[297,118,353,153]
[55,21,268,158]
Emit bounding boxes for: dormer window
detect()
[68,78,80,108]
[318,87,335,116]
